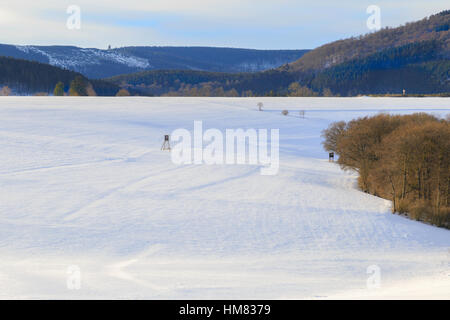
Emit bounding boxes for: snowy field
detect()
[0,97,449,299]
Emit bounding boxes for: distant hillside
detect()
[280,10,450,96]
[307,40,450,96]
[107,42,450,97]
[288,10,450,72]
[0,56,119,96]
[107,11,450,97]
[0,45,309,79]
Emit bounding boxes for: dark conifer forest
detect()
[0,56,119,96]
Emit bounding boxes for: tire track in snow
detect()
[0,158,124,176]
[105,244,174,294]
[63,164,194,221]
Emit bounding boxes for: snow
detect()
[15,45,151,69]
[0,97,449,299]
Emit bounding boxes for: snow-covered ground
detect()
[0,97,449,299]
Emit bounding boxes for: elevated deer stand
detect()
[329,152,335,162]
[299,110,305,119]
[161,135,171,151]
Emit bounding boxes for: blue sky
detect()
[0,0,448,49]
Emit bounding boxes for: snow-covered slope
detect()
[0,97,448,299]
[15,45,151,70]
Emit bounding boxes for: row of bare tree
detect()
[322,113,449,228]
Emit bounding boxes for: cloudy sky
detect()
[0,0,448,50]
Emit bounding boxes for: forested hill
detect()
[287,10,450,72]
[0,44,309,79]
[107,10,450,97]
[0,56,120,96]
[281,10,450,96]
[306,40,450,96]
[107,43,450,97]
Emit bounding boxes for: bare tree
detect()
[322,113,449,228]
[0,86,12,96]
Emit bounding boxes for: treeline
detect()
[307,41,450,96]
[0,56,120,96]
[107,69,299,96]
[322,113,450,228]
